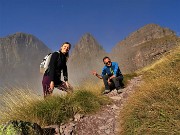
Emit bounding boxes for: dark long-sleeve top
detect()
[44,51,68,85]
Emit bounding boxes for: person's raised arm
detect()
[92,71,102,79]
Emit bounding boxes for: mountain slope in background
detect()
[68,33,107,85]
[0,32,51,91]
[110,24,179,73]
[1,24,179,90]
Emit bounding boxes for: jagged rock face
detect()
[68,33,107,85]
[0,32,51,88]
[111,24,179,73]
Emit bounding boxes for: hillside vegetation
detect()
[0,86,111,127]
[120,45,180,134]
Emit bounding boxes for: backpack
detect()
[40,51,59,74]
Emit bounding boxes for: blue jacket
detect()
[101,62,122,77]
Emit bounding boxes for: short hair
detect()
[103,56,110,62]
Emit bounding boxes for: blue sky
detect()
[0,0,180,52]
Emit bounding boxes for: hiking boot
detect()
[117,89,123,94]
[103,89,110,94]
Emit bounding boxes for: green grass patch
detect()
[0,89,111,127]
[72,90,110,114]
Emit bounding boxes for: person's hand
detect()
[109,75,115,80]
[108,78,111,85]
[65,81,70,88]
[65,81,73,92]
[49,81,54,91]
[92,71,97,76]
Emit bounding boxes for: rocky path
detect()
[54,76,143,135]
[75,75,142,135]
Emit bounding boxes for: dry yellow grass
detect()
[74,79,104,95]
[120,45,180,134]
[0,88,42,124]
[0,81,110,126]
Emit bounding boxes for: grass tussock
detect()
[0,86,110,127]
[75,79,105,95]
[120,45,180,134]
[0,88,42,123]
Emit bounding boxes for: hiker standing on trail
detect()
[42,42,72,97]
[92,56,124,94]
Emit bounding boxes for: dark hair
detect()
[61,42,71,61]
[61,42,71,50]
[103,56,110,62]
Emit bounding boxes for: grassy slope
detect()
[0,84,111,127]
[120,45,180,134]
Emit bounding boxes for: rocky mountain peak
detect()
[1,32,48,51]
[132,23,175,40]
[114,23,176,48]
[0,32,51,89]
[110,23,179,73]
[68,33,107,85]
[70,33,104,57]
[78,33,97,45]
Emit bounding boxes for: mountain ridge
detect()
[0,32,51,91]
[0,23,179,87]
[110,23,179,73]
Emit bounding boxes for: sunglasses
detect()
[104,61,111,65]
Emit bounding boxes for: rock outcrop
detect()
[110,24,179,73]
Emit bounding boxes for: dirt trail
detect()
[75,76,143,135]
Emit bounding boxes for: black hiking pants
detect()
[42,75,68,98]
[102,75,124,90]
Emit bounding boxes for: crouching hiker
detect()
[92,56,124,94]
[42,42,73,98]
